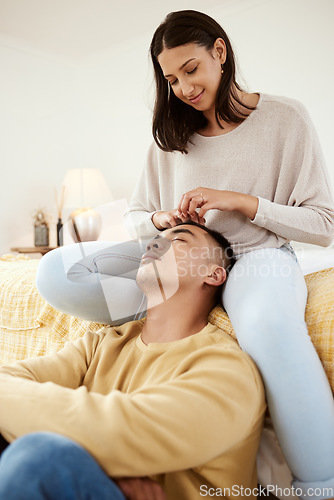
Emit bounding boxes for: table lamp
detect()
[62,168,112,242]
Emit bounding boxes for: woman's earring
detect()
[221,64,224,74]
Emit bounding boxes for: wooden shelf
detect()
[10,246,57,256]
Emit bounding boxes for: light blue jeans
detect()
[222,244,334,498]
[36,241,334,499]
[0,432,125,499]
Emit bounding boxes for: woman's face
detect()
[157,40,225,114]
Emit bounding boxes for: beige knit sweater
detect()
[125,93,334,254]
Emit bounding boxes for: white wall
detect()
[0,0,333,254]
[0,42,78,251]
[217,0,334,172]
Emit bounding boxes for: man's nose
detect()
[146,242,159,251]
[146,238,171,254]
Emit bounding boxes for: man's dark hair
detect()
[162,220,236,275]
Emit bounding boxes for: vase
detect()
[34,225,49,246]
[57,218,63,246]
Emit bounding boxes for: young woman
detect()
[37,10,334,499]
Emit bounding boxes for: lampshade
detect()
[62,168,112,209]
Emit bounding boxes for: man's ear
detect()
[204,265,226,287]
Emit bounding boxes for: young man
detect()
[0,223,266,500]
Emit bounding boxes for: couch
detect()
[0,252,333,499]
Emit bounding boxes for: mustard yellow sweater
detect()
[0,320,266,500]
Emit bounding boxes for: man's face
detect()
[136,224,222,306]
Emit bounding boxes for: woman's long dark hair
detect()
[150,10,255,153]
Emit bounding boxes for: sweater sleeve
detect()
[250,103,334,246]
[124,142,161,240]
[0,330,102,387]
[0,330,103,444]
[0,344,265,478]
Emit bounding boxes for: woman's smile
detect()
[188,90,204,104]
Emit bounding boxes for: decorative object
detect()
[32,208,50,247]
[62,168,112,242]
[69,207,101,242]
[57,219,63,246]
[55,186,65,246]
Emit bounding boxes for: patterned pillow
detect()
[209,267,334,392]
[0,258,104,366]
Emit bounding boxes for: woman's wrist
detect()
[234,193,259,220]
[151,211,163,230]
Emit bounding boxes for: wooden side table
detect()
[10,247,57,256]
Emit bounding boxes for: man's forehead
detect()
[163,225,207,239]
[169,227,196,238]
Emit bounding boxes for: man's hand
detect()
[115,477,166,500]
[152,209,205,230]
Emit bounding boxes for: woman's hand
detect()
[115,477,166,500]
[178,188,259,220]
[152,209,205,230]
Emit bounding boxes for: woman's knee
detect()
[36,245,113,322]
[35,242,143,324]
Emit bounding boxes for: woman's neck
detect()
[199,89,259,137]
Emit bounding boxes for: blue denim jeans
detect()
[0,432,125,500]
